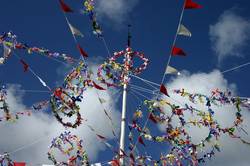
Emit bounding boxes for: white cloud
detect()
[160,70,250,165]
[209,10,250,63]
[96,0,139,24]
[0,73,121,164]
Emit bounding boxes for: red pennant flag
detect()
[130,153,135,162]
[77,44,88,58]
[149,113,158,123]
[93,81,106,90]
[96,134,106,140]
[54,88,63,98]
[20,59,29,72]
[109,160,120,166]
[14,162,26,166]
[59,0,73,13]
[119,149,128,157]
[185,0,202,9]
[160,84,170,97]
[171,46,186,56]
[138,136,146,146]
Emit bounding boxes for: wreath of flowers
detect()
[97,47,149,87]
[50,61,90,128]
[48,131,89,166]
[128,89,250,165]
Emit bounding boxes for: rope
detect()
[221,62,250,74]
[129,0,187,156]
[12,52,52,92]
[130,75,160,89]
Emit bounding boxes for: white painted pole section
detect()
[119,82,128,165]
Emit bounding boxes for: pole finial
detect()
[127,24,132,47]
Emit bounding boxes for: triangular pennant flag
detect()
[104,142,112,148]
[69,23,84,37]
[130,153,135,162]
[185,0,202,9]
[171,46,186,56]
[3,43,12,58]
[98,97,106,104]
[54,88,63,98]
[14,162,26,166]
[165,66,179,75]
[177,24,192,37]
[20,59,29,72]
[119,149,128,157]
[108,160,120,166]
[91,163,102,166]
[138,136,146,146]
[59,0,73,13]
[160,84,170,97]
[77,44,88,58]
[149,113,158,123]
[93,81,106,90]
[37,76,47,87]
[96,134,106,140]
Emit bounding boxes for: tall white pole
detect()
[119,82,128,165]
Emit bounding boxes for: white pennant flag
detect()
[177,24,192,37]
[3,43,11,58]
[165,66,180,75]
[69,23,84,37]
[91,163,102,166]
[0,43,12,64]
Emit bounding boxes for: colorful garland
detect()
[0,32,76,65]
[48,131,89,165]
[128,89,250,165]
[50,61,90,128]
[0,153,13,166]
[97,47,149,87]
[83,0,102,37]
[0,85,31,122]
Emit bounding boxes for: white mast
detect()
[119,82,128,165]
[119,25,132,165]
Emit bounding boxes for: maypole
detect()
[119,81,128,165]
[97,24,149,165]
[119,25,131,165]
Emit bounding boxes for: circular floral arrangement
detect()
[48,131,89,166]
[50,61,90,128]
[128,89,249,165]
[97,47,149,87]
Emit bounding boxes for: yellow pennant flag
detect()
[177,24,192,37]
[165,66,180,75]
[69,23,84,37]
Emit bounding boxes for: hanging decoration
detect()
[83,0,103,37]
[0,85,31,122]
[97,47,149,87]
[50,61,90,128]
[0,32,76,65]
[128,88,250,165]
[48,131,89,165]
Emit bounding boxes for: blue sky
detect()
[1,0,250,165]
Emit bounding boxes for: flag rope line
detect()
[130,87,154,95]
[12,52,52,92]
[158,0,186,88]
[8,134,52,155]
[130,84,156,93]
[130,74,160,89]
[101,37,113,58]
[11,89,51,93]
[221,61,250,74]
[93,88,121,146]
